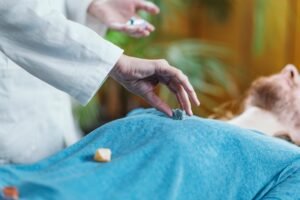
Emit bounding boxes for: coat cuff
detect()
[73,42,123,105]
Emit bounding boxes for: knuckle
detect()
[180,72,187,79]
[158,59,169,66]
[180,73,190,83]
[175,69,184,77]
[187,86,195,93]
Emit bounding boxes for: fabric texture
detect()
[0,108,300,200]
[66,0,94,24]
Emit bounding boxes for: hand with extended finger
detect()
[88,0,160,37]
[110,55,201,116]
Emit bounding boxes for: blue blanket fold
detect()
[0,108,300,200]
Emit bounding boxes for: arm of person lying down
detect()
[260,167,300,200]
[0,0,123,105]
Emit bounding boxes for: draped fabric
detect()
[0,109,299,200]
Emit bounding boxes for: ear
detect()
[281,64,299,81]
[290,132,300,146]
[274,131,292,142]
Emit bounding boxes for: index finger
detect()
[174,70,200,106]
[155,62,200,106]
[136,1,160,15]
[143,91,173,117]
[109,22,150,38]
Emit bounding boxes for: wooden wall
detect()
[162,0,300,88]
[98,0,300,120]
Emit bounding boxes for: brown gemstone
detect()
[2,186,19,199]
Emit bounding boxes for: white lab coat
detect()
[0,0,123,164]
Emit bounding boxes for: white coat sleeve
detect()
[0,0,123,105]
[65,0,108,36]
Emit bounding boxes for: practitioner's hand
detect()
[88,0,159,38]
[110,55,200,116]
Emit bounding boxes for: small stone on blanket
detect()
[172,109,186,120]
[2,186,19,200]
[94,148,112,162]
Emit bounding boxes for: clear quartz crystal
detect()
[126,17,146,26]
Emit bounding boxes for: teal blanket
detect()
[0,109,300,200]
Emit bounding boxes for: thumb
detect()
[109,22,127,31]
[143,91,173,117]
[109,22,141,34]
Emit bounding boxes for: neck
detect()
[227,106,286,136]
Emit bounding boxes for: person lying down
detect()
[1,66,300,199]
[228,64,300,145]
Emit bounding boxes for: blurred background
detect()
[74,0,300,133]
